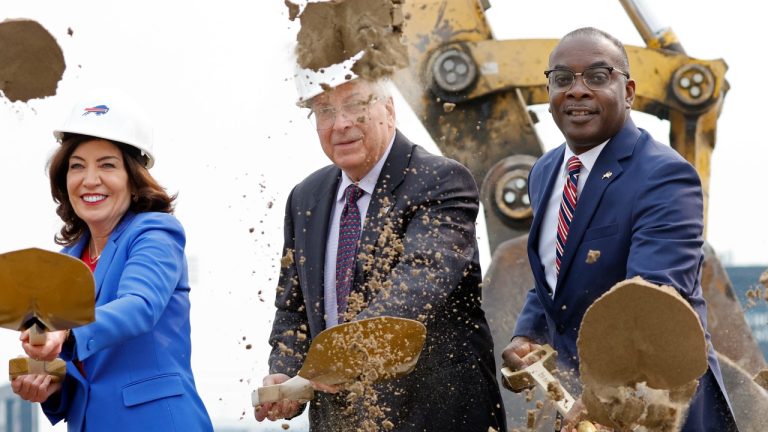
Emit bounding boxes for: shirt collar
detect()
[562,139,609,177]
[336,132,395,202]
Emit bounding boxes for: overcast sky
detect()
[1,1,765,430]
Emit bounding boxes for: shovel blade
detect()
[0,248,95,332]
[298,316,426,386]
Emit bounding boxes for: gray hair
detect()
[368,78,393,100]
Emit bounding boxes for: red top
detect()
[80,247,98,272]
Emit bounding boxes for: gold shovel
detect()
[252,316,426,406]
[577,277,707,431]
[0,248,95,382]
[501,344,576,414]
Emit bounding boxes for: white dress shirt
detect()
[323,134,395,327]
[537,141,608,295]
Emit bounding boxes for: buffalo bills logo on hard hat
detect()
[82,105,109,116]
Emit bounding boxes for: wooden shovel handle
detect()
[500,344,574,416]
[8,357,65,382]
[9,325,66,382]
[524,361,575,415]
[251,375,315,406]
[29,323,47,345]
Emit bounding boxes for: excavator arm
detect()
[392,0,727,250]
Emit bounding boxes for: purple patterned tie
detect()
[336,184,363,322]
[556,156,582,276]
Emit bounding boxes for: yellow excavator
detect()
[391,0,767,429]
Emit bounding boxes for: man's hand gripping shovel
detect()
[502,344,597,431]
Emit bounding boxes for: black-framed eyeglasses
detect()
[309,97,380,130]
[544,66,630,92]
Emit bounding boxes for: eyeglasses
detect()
[544,66,630,92]
[310,97,380,130]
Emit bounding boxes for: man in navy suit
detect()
[255,72,506,431]
[501,27,738,431]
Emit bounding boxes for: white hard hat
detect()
[294,50,364,106]
[54,88,155,168]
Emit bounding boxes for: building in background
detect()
[0,384,37,432]
[726,266,768,360]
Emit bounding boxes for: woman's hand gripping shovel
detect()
[252,316,426,406]
[0,248,95,382]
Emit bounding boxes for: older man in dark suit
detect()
[255,75,506,431]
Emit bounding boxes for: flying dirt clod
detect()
[0,19,65,102]
[289,0,408,81]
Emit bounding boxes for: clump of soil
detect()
[0,19,65,102]
[546,380,565,402]
[289,0,407,80]
[582,380,698,432]
[744,269,768,308]
[585,249,600,264]
[755,369,768,391]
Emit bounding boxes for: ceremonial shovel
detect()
[501,344,576,415]
[501,345,598,431]
[0,248,95,382]
[252,316,426,406]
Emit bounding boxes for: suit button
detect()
[557,324,566,334]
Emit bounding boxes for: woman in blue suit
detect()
[12,90,213,431]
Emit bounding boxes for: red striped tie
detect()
[556,156,582,276]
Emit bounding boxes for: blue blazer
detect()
[514,120,737,431]
[42,212,212,432]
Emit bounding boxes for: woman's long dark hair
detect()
[48,133,177,246]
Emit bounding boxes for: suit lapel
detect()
[555,120,640,293]
[527,146,564,300]
[353,132,410,290]
[300,169,340,330]
[92,212,136,303]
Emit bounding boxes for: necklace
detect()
[89,238,102,262]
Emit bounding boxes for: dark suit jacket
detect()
[268,131,506,431]
[514,119,737,431]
